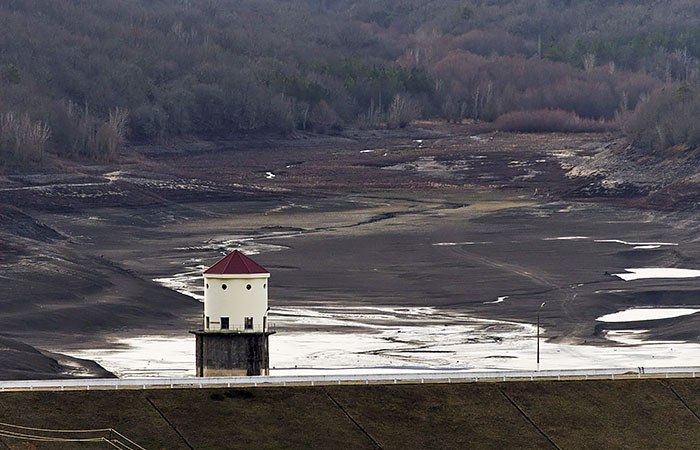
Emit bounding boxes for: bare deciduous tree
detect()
[582,53,596,72]
[388,93,420,129]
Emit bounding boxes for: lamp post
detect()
[537,301,546,371]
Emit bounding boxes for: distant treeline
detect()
[2,0,700,165]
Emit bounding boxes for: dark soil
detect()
[1,124,699,378]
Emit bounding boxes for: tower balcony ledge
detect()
[190,325,276,335]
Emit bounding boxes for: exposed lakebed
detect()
[5,131,700,378]
[57,195,700,377]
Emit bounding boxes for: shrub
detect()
[95,108,129,160]
[130,104,167,141]
[0,64,21,84]
[0,112,50,163]
[48,101,128,161]
[625,83,700,151]
[309,100,341,133]
[493,109,615,133]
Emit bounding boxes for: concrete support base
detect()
[191,331,273,377]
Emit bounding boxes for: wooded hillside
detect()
[1,0,699,166]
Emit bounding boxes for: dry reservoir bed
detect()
[41,193,700,377]
[4,130,700,379]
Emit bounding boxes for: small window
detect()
[221,317,229,330]
[244,317,253,330]
[263,283,266,289]
[205,316,210,329]
[246,284,252,290]
[222,284,227,290]
[206,283,209,289]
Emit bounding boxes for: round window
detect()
[222,284,227,290]
[246,284,252,290]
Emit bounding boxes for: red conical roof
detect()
[204,250,269,275]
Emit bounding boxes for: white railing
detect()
[0,366,699,391]
[196,324,274,333]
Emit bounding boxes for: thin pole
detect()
[537,307,541,371]
[537,302,545,371]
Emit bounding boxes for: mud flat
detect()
[2,128,700,377]
[55,192,700,376]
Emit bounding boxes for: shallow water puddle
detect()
[432,241,493,246]
[64,305,700,378]
[595,239,678,247]
[597,308,700,322]
[543,236,589,241]
[69,336,196,377]
[153,264,207,301]
[613,268,700,281]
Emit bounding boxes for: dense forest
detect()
[1,0,699,165]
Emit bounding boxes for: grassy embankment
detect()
[1,379,700,449]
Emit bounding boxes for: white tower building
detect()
[193,250,273,377]
[202,250,270,333]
